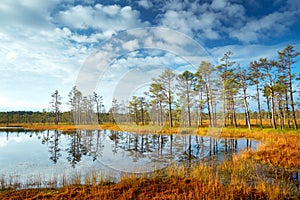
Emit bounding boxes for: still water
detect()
[0,130,259,188]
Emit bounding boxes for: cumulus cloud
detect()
[122,40,140,51]
[56,4,149,39]
[137,0,153,9]
[157,0,299,44]
[230,9,299,43]
[158,0,246,40]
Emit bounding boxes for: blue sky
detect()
[0,0,300,111]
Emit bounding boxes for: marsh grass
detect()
[1,153,299,199]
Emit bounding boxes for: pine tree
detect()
[278,45,300,129]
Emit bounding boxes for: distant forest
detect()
[1,45,300,130]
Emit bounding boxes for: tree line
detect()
[1,45,299,130]
[113,45,300,130]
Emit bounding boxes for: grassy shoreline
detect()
[1,123,299,199]
[2,122,299,137]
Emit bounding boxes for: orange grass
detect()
[1,151,299,200]
[250,134,300,169]
[0,178,268,200]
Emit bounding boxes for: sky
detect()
[0,0,300,112]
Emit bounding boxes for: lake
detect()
[0,130,259,188]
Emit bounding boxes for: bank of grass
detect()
[4,122,298,141]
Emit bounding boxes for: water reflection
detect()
[0,130,259,168]
[0,130,259,187]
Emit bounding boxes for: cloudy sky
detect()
[1,0,300,111]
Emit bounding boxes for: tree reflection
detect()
[4,130,258,168]
[66,130,88,167]
[49,130,61,163]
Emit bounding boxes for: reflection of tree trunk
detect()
[215,139,218,154]
[246,139,252,149]
[134,136,138,151]
[209,137,212,156]
[141,135,144,152]
[188,135,191,158]
[160,135,163,156]
[234,139,237,152]
[170,135,173,157]
[49,130,61,164]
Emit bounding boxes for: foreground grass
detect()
[1,149,299,199]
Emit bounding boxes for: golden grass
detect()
[250,135,300,169]
[2,122,300,137]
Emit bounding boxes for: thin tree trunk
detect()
[168,101,172,128]
[278,99,284,130]
[288,62,298,129]
[159,101,163,126]
[285,92,290,128]
[231,96,237,128]
[256,84,263,128]
[243,86,251,130]
[270,88,277,129]
[266,96,272,127]
[187,82,192,127]
[198,87,203,127]
[205,84,212,127]
[223,93,227,127]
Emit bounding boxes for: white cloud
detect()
[211,0,227,10]
[122,40,139,51]
[230,11,294,43]
[158,0,246,40]
[56,4,149,39]
[137,0,153,9]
